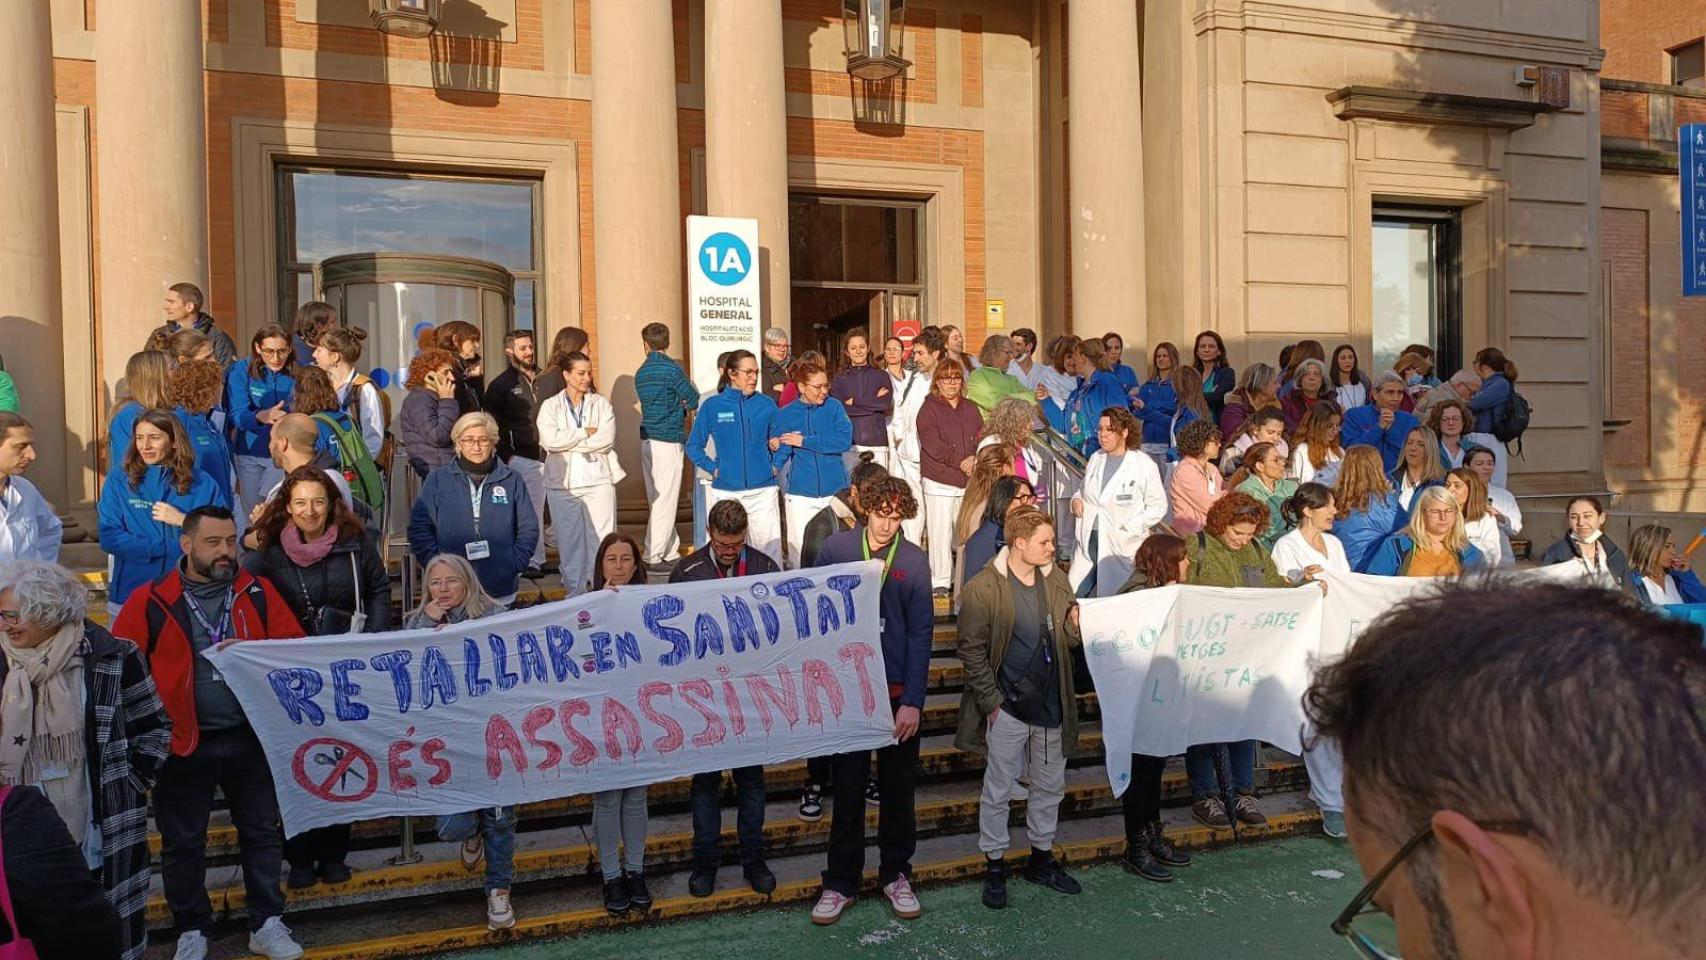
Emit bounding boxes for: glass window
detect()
[290,171,534,270]
[1372,210,1461,377]
[1673,39,1705,87]
[277,166,542,333]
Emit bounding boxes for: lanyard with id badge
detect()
[863,532,900,634]
[184,585,234,688]
[568,397,601,465]
[465,474,492,561]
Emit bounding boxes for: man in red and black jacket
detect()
[111,506,308,960]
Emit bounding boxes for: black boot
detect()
[687,860,717,898]
[603,875,631,915]
[744,857,777,895]
[1023,847,1082,895]
[1149,821,1192,867]
[1120,826,1174,883]
[981,857,1008,909]
[626,872,654,911]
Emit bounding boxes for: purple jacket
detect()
[830,365,894,448]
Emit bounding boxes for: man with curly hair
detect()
[808,475,933,926]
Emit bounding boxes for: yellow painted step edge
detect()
[240,811,1324,960]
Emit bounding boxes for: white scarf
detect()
[0,622,89,841]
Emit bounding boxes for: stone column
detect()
[0,0,69,504]
[1067,0,1146,344]
[705,0,792,336]
[96,0,209,394]
[590,0,682,503]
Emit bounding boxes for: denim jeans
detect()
[154,726,286,932]
[1185,740,1257,799]
[690,766,765,863]
[592,786,649,880]
[437,807,517,892]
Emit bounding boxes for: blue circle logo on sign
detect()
[698,232,751,287]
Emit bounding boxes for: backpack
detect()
[1489,387,1532,450]
[313,412,386,512]
[345,375,397,469]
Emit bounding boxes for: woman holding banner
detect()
[1624,523,1706,606]
[245,466,391,889]
[1183,493,1290,830]
[1113,535,1197,883]
[1539,496,1628,584]
[402,554,520,932]
[1268,483,1351,838]
[1270,483,1349,586]
[589,533,655,917]
[1365,485,1485,577]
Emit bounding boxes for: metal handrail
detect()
[1027,423,1089,562]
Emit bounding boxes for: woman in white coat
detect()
[537,351,624,595]
[1070,406,1167,598]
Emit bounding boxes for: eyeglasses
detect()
[459,436,495,447]
[0,610,19,626]
[1333,818,1537,959]
[258,347,292,358]
[1014,492,1037,502]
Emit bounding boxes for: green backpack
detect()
[312,412,386,513]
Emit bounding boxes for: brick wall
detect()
[58,0,992,380]
[1602,87,1649,140]
[1602,0,1706,85]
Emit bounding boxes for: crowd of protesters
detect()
[1,283,1702,960]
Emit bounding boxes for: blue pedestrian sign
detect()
[1682,124,1706,296]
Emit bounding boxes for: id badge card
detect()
[583,452,599,463]
[466,540,492,560]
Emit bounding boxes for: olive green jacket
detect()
[954,548,1086,756]
[1182,531,1291,589]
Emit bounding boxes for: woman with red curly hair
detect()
[169,359,236,508]
[1181,491,1291,832]
[398,348,461,479]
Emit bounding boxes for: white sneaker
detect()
[487,888,516,930]
[811,888,855,925]
[883,873,922,919]
[172,930,208,960]
[247,916,305,960]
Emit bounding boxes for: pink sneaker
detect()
[883,873,922,919]
[811,888,854,925]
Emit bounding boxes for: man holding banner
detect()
[810,476,933,926]
[670,499,782,899]
[113,507,308,960]
[954,509,1087,910]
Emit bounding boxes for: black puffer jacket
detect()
[244,532,392,635]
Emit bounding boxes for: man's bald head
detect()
[275,413,319,453]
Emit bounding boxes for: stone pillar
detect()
[705,0,792,336]
[0,0,69,504]
[1067,0,1146,345]
[96,0,209,395]
[590,0,683,502]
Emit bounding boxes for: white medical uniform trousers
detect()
[708,486,782,567]
[640,440,685,565]
[922,477,963,590]
[548,483,616,596]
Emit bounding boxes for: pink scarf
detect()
[281,524,339,566]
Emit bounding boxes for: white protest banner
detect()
[686,215,764,392]
[1316,563,1613,661]
[1080,584,1323,796]
[206,561,893,836]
